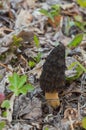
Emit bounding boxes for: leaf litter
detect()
[0,0,86,130]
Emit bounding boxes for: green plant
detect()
[10,35,23,52]
[82,117,86,129]
[1,100,10,109]
[28,53,41,68]
[12,35,22,47]
[76,0,86,8]
[74,15,86,32]
[44,127,49,130]
[29,34,41,68]
[39,4,61,22]
[8,73,34,96]
[68,33,83,48]
[66,61,86,81]
[0,121,6,130]
[34,53,41,63]
[51,4,61,16]
[75,21,86,32]
[34,35,40,48]
[1,100,10,117]
[28,61,36,68]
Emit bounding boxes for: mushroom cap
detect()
[40,43,65,92]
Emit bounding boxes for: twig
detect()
[78,102,81,120]
[68,115,74,130]
[0,62,13,72]
[61,90,82,97]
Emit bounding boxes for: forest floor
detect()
[0,0,86,130]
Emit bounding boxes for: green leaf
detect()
[9,85,16,92]
[68,34,83,48]
[82,117,86,129]
[1,100,10,109]
[9,85,19,96]
[24,84,34,91]
[51,4,60,10]
[8,73,34,96]
[19,86,28,95]
[18,75,27,88]
[51,4,60,16]
[20,84,34,95]
[9,72,19,88]
[12,35,22,47]
[34,35,40,48]
[48,13,54,21]
[66,61,86,81]
[77,0,86,7]
[0,121,6,130]
[34,53,41,63]
[2,111,7,117]
[39,9,54,21]
[39,9,48,15]
[76,61,86,72]
[75,21,85,31]
[68,62,77,70]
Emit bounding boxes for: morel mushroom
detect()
[40,43,65,108]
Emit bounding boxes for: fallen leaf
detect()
[64,108,78,120]
[61,3,75,10]
[48,15,62,28]
[15,9,33,28]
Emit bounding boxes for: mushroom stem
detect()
[45,92,60,108]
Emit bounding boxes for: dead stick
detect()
[0,62,13,72]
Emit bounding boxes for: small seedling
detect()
[29,53,41,68]
[51,4,61,16]
[1,100,10,109]
[10,35,23,52]
[1,100,10,117]
[68,33,83,48]
[73,15,86,32]
[28,61,36,68]
[34,53,41,63]
[40,8,54,21]
[34,35,40,48]
[66,61,86,81]
[39,4,61,22]
[75,20,86,32]
[8,73,34,96]
[12,35,22,48]
[66,32,85,81]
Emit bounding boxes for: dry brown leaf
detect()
[48,15,62,28]
[61,3,75,10]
